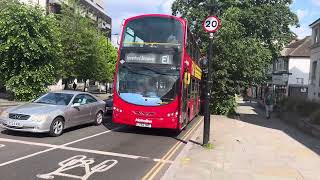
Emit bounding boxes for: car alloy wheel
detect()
[49,118,64,137]
[94,111,103,126]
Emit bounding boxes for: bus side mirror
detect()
[117,19,125,45]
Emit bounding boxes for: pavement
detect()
[162,100,320,180]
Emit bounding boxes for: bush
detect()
[211,96,237,115]
[310,110,320,125]
[0,0,61,101]
[280,97,320,125]
[296,100,320,116]
[280,97,306,112]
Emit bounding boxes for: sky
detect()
[103,0,320,42]
[291,0,320,38]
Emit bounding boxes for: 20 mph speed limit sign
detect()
[202,16,221,33]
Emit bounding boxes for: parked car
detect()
[104,95,113,114]
[0,91,105,136]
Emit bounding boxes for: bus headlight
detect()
[167,112,178,118]
[31,115,48,122]
[113,106,123,113]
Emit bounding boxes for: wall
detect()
[94,0,103,8]
[48,79,64,91]
[288,85,308,99]
[308,46,320,101]
[288,57,310,85]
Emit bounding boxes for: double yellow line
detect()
[142,117,203,180]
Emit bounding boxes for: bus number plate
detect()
[136,123,151,128]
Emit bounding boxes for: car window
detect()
[73,95,88,105]
[85,95,97,104]
[35,93,74,106]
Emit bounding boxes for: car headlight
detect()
[0,111,9,118]
[31,115,48,122]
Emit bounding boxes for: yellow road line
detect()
[142,117,203,180]
[147,121,201,180]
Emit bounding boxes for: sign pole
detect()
[203,0,218,146]
[203,32,214,145]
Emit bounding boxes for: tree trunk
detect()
[63,78,68,90]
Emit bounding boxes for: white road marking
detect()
[0,144,5,148]
[37,155,118,180]
[59,146,144,159]
[0,128,174,167]
[63,129,118,146]
[0,137,168,161]
[0,127,122,167]
[0,147,56,167]
[0,138,57,148]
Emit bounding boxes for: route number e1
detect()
[202,16,221,33]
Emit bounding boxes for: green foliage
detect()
[56,0,117,83]
[203,142,214,149]
[0,0,117,99]
[280,97,320,125]
[0,0,61,100]
[6,66,55,100]
[211,95,236,115]
[172,0,297,114]
[95,38,117,82]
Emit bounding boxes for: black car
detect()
[104,95,113,114]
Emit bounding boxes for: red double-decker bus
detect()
[112,14,202,130]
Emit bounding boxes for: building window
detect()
[312,61,317,84]
[296,78,304,85]
[274,58,288,72]
[315,28,319,44]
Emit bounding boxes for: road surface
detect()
[0,115,203,180]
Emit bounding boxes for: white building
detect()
[273,36,312,98]
[308,18,320,101]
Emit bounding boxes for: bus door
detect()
[182,71,191,126]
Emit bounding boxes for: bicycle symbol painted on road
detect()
[36,155,118,180]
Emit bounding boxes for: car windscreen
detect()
[34,93,74,106]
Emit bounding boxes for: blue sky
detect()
[104,0,320,40]
[291,0,320,38]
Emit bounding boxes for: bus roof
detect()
[124,14,186,26]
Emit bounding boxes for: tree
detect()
[56,0,117,89]
[0,0,61,100]
[172,0,298,114]
[95,37,118,82]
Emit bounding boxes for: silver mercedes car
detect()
[0,91,105,136]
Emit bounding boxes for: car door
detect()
[69,94,91,126]
[83,94,99,123]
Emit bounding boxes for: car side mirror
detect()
[72,103,80,108]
